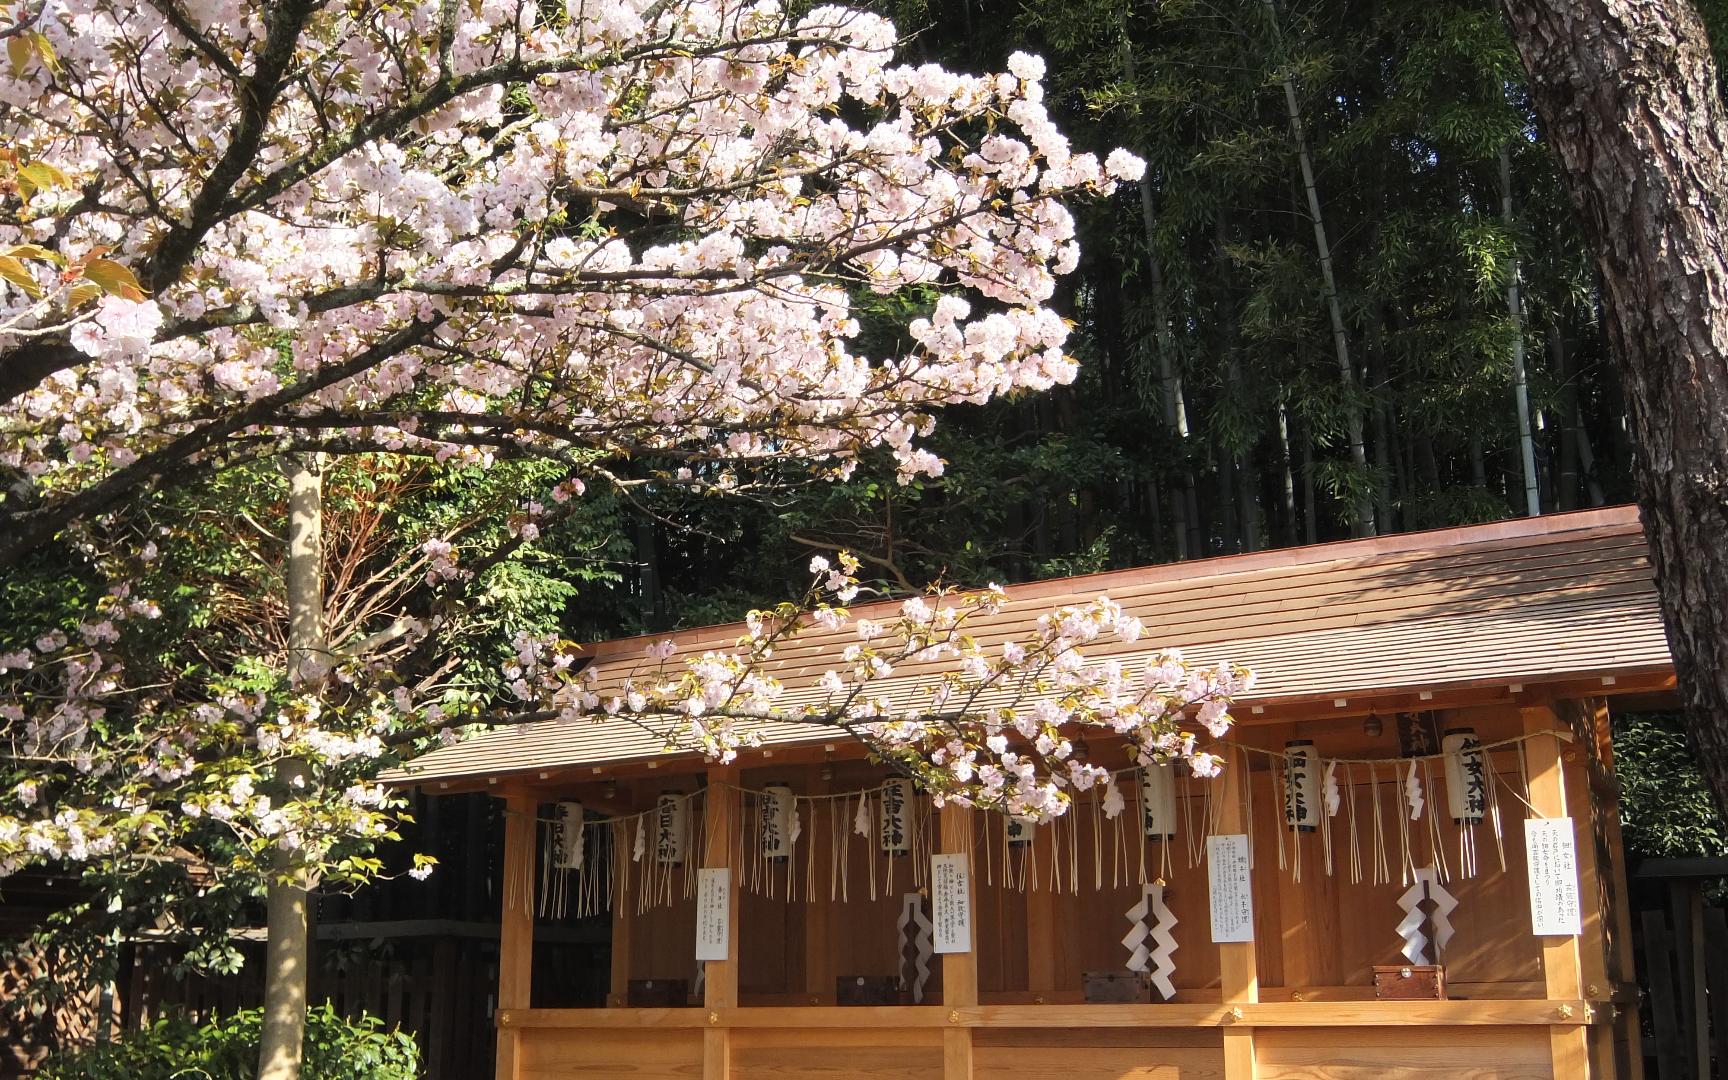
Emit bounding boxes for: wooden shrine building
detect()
[387,506,1677,1080]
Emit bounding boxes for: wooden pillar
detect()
[1025,823,1057,995]
[1521,705,1591,1079]
[495,790,537,1080]
[804,771,833,1004]
[1585,699,1645,1079]
[703,766,740,1080]
[940,803,976,1080]
[1216,746,1257,1080]
[609,824,633,1007]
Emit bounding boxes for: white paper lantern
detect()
[553,801,585,870]
[1141,764,1178,839]
[1284,741,1318,832]
[759,782,795,861]
[880,777,913,855]
[1005,816,1035,847]
[1442,728,1487,824]
[655,791,687,866]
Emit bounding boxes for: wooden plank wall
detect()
[611,708,1552,1006]
[511,701,1620,1080]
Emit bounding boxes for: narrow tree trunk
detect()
[1576,420,1607,508]
[1217,450,1239,554]
[1499,0,1728,815]
[1367,314,1395,532]
[1262,0,1374,536]
[1278,403,1299,547]
[1552,327,1581,511]
[1500,145,1541,517]
[1299,418,1318,544]
[260,456,324,1080]
[1123,36,1195,560]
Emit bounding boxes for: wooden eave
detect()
[388,505,1675,794]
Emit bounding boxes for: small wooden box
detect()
[626,978,689,1007]
[1373,964,1445,1000]
[1083,971,1151,1004]
[837,975,902,1006]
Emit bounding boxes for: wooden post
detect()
[804,770,833,1004]
[1025,823,1057,996]
[1216,745,1257,1080]
[495,790,537,1080]
[609,823,633,1007]
[940,803,976,1080]
[1521,705,1591,1079]
[1578,698,1644,1078]
[703,766,739,1080]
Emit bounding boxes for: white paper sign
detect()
[1524,817,1582,936]
[1207,834,1255,943]
[695,867,732,961]
[930,853,972,954]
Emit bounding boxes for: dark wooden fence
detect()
[1635,858,1728,1078]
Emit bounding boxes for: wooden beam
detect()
[1521,705,1593,1079]
[495,997,1604,1029]
[494,791,537,1080]
[803,769,833,1004]
[704,1027,730,1080]
[702,766,739,1080]
[1583,698,1646,1079]
[1025,822,1056,995]
[703,765,741,1009]
[939,802,976,1080]
[609,821,634,1007]
[1215,744,1258,1080]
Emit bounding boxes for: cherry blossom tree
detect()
[0,0,1143,565]
[0,0,1246,1074]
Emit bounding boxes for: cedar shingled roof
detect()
[387,506,1672,786]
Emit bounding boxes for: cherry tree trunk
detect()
[1498,0,1728,815]
[260,456,323,1080]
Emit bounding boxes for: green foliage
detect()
[1612,712,1728,862]
[36,1005,419,1080]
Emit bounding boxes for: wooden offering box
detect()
[624,978,689,1007]
[390,508,1667,1080]
[1373,964,1446,1000]
[837,975,902,1006]
[1082,971,1151,1004]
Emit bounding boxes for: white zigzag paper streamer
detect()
[1147,884,1178,1000]
[853,793,871,838]
[1323,761,1340,818]
[632,818,645,862]
[1122,883,1179,1000]
[1102,778,1125,820]
[1404,760,1425,821]
[896,893,934,1003]
[1395,864,1458,964]
[1122,890,1152,972]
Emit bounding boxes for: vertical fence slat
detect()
[1704,906,1728,1080]
[1642,907,1685,1078]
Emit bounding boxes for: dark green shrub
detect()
[37,1004,419,1080]
[1613,711,1728,862]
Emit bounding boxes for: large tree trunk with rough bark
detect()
[1498,0,1728,817]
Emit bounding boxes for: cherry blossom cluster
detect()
[0,0,1145,547]
[505,556,1251,820]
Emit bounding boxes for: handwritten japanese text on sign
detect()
[931,853,972,954]
[695,868,731,961]
[1207,833,1255,943]
[1524,817,1581,936]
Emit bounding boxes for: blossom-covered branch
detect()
[0,0,1143,566]
[502,555,1253,820]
